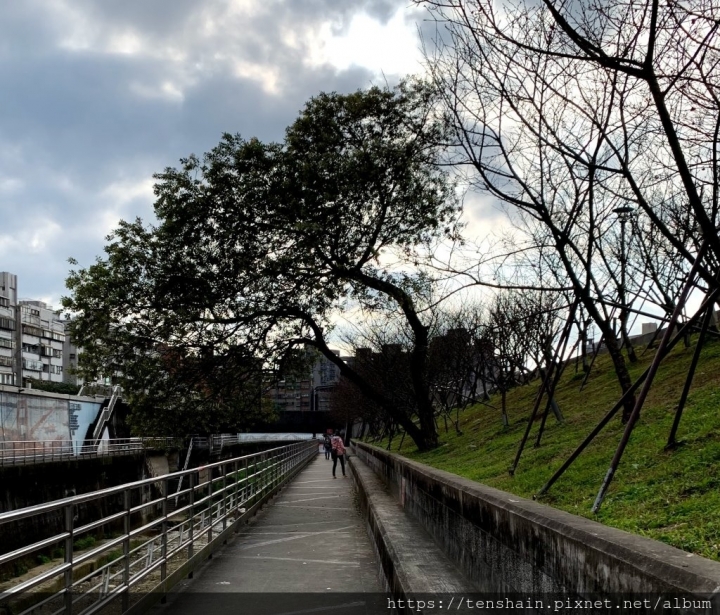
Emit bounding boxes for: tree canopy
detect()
[63,82,459,449]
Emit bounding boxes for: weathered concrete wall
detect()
[354,442,720,599]
[350,452,475,597]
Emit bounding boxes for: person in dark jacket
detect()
[330,434,346,478]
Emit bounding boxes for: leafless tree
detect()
[419,0,720,506]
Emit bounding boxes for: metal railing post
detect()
[222,462,228,534]
[233,460,240,516]
[244,457,249,506]
[161,476,168,585]
[64,503,74,615]
[206,468,213,547]
[122,487,130,612]
[187,472,195,577]
[264,452,269,493]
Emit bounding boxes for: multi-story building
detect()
[0,272,17,386]
[268,376,313,413]
[267,348,346,414]
[311,350,342,413]
[18,300,65,384]
[62,320,82,386]
[0,272,66,386]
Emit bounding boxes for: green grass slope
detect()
[379,336,720,560]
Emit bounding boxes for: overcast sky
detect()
[0,0,446,307]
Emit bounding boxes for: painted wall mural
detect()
[0,391,102,453]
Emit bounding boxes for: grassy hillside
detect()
[377,335,720,561]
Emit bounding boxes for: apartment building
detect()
[311,350,342,413]
[62,322,82,386]
[20,300,65,384]
[0,272,66,386]
[268,376,313,413]
[0,272,17,385]
[267,348,345,414]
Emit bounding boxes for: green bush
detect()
[73,536,96,551]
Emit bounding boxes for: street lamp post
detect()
[311,383,336,436]
[614,206,637,363]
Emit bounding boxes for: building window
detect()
[23,359,43,371]
[0,318,15,331]
[0,356,13,367]
[22,324,42,337]
[0,373,14,385]
[0,337,13,349]
[0,297,8,308]
[53,349,62,358]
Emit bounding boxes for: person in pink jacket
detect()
[330,433,346,478]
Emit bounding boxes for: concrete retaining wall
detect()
[353,442,720,599]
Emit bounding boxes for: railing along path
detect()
[0,438,182,467]
[0,440,318,615]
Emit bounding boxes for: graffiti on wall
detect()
[0,391,102,452]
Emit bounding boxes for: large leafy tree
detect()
[63,82,459,450]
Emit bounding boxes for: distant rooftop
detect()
[19,299,50,309]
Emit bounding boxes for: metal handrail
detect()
[0,441,318,615]
[0,437,185,467]
[92,385,121,443]
[0,439,145,467]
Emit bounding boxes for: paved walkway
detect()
[155,452,384,614]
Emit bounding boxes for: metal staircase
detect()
[174,437,195,504]
[92,385,121,444]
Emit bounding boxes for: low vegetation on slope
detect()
[379,336,720,561]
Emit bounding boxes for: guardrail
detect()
[0,438,189,467]
[0,439,146,467]
[0,440,318,615]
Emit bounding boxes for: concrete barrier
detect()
[353,442,720,600]
[349,450,475,596]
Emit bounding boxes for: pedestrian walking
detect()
[323,435,332,460]
[330,433,346,478]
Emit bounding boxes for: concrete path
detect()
[154,452,385,614]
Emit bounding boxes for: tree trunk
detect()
[600,327,635,423]
[501,389,509,427]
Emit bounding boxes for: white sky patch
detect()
[312,7,423,76]
[64,178,158,242]
[0,177,24,193]
[461,192,512,243]
[106,31,144,55]
[130,80,185,103]
[232,59,280,95]
[53,0,95,52]
[0,220,63,257]
[100,177,154,208]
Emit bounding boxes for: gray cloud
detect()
[0,0,422,304]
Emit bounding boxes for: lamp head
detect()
[613,206,634,220]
